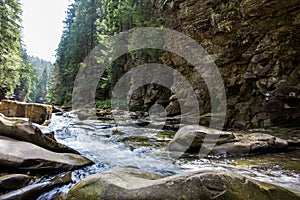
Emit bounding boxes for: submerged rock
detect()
[168,126,289,157]
[66,167,300,200]
[0,136,93,173]
[0,174,32,190]
[0,172,72,200]
[0,114,79,154]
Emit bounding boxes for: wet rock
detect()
[66,167,300,200]
[0,100,52,124]
[0,136,93,173]
[95,109,112,117]
[61,105,72,112]
[71,109,97,120]
[52,106,63,113]
[168,126,289,157]
[0,114,79,154]
[0,172,72,200]
[211,133,288,156]
[55,112,64,116]
[288,139,300,149]
[132,119,150,127]
[34,123,56,139]
[0,174,32,190]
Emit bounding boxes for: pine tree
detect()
[51,0,100,105]
[0,0,23,96]
[50,0,165,105]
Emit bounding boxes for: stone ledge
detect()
[0,100,52,124]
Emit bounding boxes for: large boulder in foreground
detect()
[0,100,52,124]
[0,136,93,173]
[167,126,289,157]
[0,114,79,154]
[66,167,300,200]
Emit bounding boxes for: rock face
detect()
[0,136,93,173]
[0,100,52,124]
[0,114,79,154]
[66,167,300,200]
[127,0,300,129]
[168,126,289,157]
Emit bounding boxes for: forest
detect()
[0,0,53,103]
[1,0,164,106]
[51,0,165,106]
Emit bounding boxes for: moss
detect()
[96,100,111,109]
[229,151,300,174]
[112,129,125,135]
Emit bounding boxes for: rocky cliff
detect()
[127,0,300,129]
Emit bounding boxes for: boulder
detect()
[0,100,52,124]
[0,172,72,200]
[0,136,93,173]
[26,103,52,124]
[0,174,32,190]
[0,114,79,154]
[211,132,288,156]
[167,126,289,157]
[66,167,300,200]
[0,100,26,117]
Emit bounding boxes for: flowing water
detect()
[38,113,300,199]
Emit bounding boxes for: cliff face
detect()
[130,0,300,129]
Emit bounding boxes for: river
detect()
[37,112,300,199]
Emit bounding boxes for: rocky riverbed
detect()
[0,104,299,199]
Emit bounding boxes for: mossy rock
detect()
[66,167,300,200]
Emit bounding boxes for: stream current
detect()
[38,113,300,199]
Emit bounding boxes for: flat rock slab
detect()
[0,114,79,154]
[168,125,289,157]
[211,132,288,156]
[0,136,93,173]
[66,167,300,200]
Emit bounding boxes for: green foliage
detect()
[96,99,111,109]
[50,0,99,105]
[28,56,54,103]
[14,49,36,102]
[0,0,23,96]
[0,0,41,102]
[50,0,165,106]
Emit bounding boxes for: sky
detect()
[21,0,72,63]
